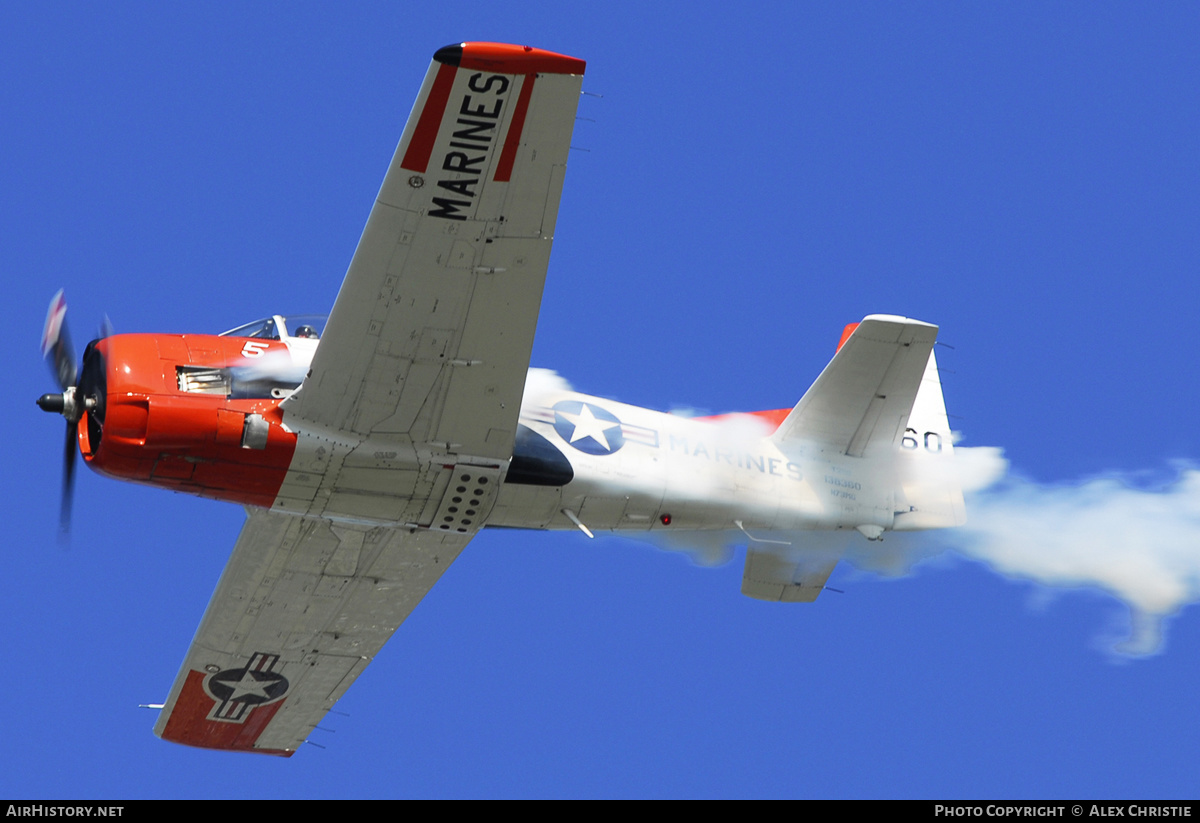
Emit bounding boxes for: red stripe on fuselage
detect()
[693,408,791,434]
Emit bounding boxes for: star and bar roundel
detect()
[203,652,290,722]
[552,400,626,455]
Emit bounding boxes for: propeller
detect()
[37,290,108,536]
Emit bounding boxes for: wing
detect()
[282,43,586,464]
[772,315,938,457]
[154,44,586,754]
[153,508,470,755]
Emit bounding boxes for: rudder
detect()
[892,349,966,529]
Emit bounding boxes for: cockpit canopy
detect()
[219,315,328,341]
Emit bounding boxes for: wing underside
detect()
[155,43,586,754]
[154,509,471,754]
[282,44,585,464]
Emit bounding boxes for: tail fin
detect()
[771,315,938,458]
[891,349,966,529]
[772,315,966,530]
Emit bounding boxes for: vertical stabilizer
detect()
[892,350,966,529]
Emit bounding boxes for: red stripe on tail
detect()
[836,322,859,353]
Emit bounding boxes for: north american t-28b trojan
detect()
[37,43,965,755]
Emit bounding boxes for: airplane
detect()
[36,42,965,756]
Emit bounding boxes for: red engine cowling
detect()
[82,333,298,507]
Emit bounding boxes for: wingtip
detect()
[435,42,586,75]
[433,44,463,66]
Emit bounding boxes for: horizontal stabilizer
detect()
[741,548,839,603]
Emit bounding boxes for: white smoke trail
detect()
[519,370,1200,656]
[521,367,574,408]
[941,447,1200,657]
[231,348,308,385]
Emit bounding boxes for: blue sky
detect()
[4,3,1199,798]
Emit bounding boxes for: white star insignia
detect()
[227,670,273,701]
[559,405,621,451]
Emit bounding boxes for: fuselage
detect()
[78,323,897,539]
[493,392,894,535]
